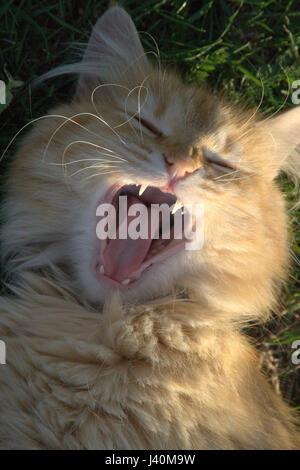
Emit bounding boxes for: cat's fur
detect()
[0,6,299,449]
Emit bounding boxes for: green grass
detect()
[0,0,299,408]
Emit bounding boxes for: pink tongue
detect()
[102,196,158,282]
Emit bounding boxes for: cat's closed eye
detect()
[203,147,236,174]
[133,115,163,137]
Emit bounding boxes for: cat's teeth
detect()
[122,279,130,285]
[99,265,105,275]
[139,184,148,196]
[171,201,183,214]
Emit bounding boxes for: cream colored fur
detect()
[0,274,299,450]
[0,6,299,449]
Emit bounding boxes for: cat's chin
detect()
[92,183,194,292]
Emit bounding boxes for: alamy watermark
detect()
[291,80,300,104]
[0,80,5,105]
[96,196,205,251]
[0,340,6,365]
[291,340,300,365]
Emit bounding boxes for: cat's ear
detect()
[263,106,300,178]
[76,6,150,98]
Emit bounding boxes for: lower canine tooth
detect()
[122,279,130,285]
[172,201,183,214]
[99,265,105,274]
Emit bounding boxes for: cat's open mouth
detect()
[94,184,192,288]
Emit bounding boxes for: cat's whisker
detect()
[125,110,140,140]
[231,66,290,147]
[90,83,130,113]
[57,141,126,181]
[114,109,141,129]
[139,32,162,98]
[89,80,149,146]
[118,83,147,141]
[1,113,99,163]
[223,157,288,182]
[124,87,141,141]
[184,95,194,130]
[90,82,136,137]
[212,149,294,183]
[117,145,157,174]
[137,85,146,142]
[124,104,140,141]
[206,181,300,238]
[260,64,291,124]
[216,171,258,183]
[43,112,125,163]
[118,48,155,78]
[60,140,127,169]
[81,169,121,183]
[69,143,126,161]
[237,64,265,132]
[50,156,125,167]
[88,112,127,146]
[68,163,122,178]
[123,79,151,142]
[92,135,131,155]
[95,82,150,141]
[161,65,168,95]
[212,168,246,181]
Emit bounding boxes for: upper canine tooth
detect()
[139,184,148,196]
[172,201,183,214]
[122,279,130,285]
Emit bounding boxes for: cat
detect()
[0,6,299,449]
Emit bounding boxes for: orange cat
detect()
[0,6,299,449]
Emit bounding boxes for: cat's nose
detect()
[164,154,196,181]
